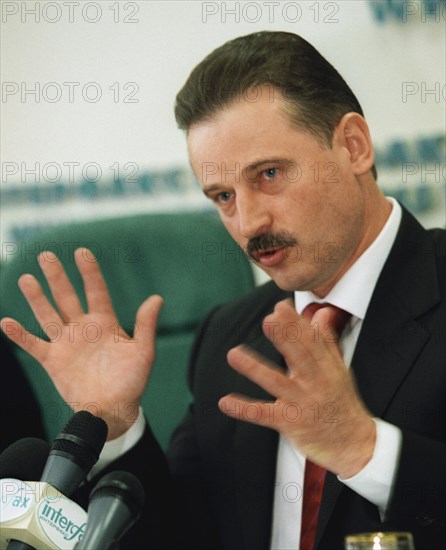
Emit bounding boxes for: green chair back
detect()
[0,212,255,449]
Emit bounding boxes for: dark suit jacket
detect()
[53,207,446,549]
[1,334,46,452]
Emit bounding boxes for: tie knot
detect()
[302,302,351,338]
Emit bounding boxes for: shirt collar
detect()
[294,198,402,320]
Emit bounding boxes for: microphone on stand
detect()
[75,470,145,550]
[39,410,108,497]
[0,438,50,480]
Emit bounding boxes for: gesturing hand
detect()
[218,299,376,478]
[1,248,163,440]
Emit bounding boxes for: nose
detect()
[237,190,272,239]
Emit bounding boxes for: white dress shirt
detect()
[270,198,403,549]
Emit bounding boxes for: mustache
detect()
[246,232,298,261]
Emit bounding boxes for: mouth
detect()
[253,246,289,267]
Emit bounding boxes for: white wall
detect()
[2,0,445,256]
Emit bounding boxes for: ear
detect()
[335,113,375,177]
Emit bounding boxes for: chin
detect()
[269,265,329,294]
[269,273,311,292]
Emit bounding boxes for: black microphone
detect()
[6,411,108,550]
[0,438,50,480]
[39,410,108,497]
[75,471,145,550]
[0,438,50,550]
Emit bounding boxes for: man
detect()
[2,32,445,549]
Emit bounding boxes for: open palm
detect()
[1,248,163,440]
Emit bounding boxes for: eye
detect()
[216,191,233,203]
[262,167,278,180]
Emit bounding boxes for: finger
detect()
[262,300,317,373]
[18,274,64,340]
[311,308,344,361]
[74,248,114,314]
[218,393,277,429]
[134,295,164,352]
[226,346,290,399]
[1,317,51,364]
[38,251,84,320]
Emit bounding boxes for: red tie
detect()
[299,303,351,550]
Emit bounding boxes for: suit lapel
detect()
[232,294,288,550]
[315,208,441,547]
[352,208,440,416]
[233,394,279,550]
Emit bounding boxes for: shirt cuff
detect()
[338,418,402,516]
[88,407,146,479]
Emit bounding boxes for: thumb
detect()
[311,307,344,359]
[134,295,164,351]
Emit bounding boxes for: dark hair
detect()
[175,31,377,180]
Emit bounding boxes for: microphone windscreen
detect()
[51,410,108,472]
[91,470,145,518]
[75,471,145,550]
[0,437,50,479]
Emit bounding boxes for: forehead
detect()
[187,88,322,179]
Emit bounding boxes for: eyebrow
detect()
[246,157,284,170]
[202,184,223,198]
[201,157,287,197]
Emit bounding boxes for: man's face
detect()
[188,88,370,295]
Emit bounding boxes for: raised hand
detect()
[1,248,163,440]
[218,299,376,478]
